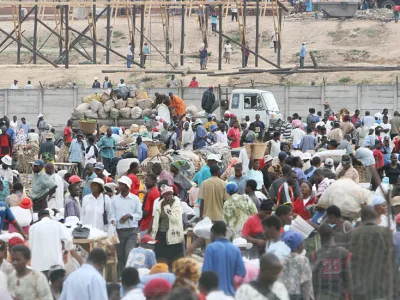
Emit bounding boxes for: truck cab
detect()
[229,89,282,138]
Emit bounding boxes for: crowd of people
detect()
[2,102,400,300]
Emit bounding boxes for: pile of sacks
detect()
[72,88,154,120]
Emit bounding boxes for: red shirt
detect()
[242,214,263,237]
[292,196,317,220]
[350,115,360,126]
[64,126,72,143]
[188,80,199,88]
[140,187,160,231]
[228,127,241,148]
[373,149,384,168]
[127,173,140,195]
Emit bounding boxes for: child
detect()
[211,12,218,36]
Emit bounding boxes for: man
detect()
[337,134,353,155]
[267,131,281,158]
[248,143,268,196]
[153,92,169,108]
[383,135,392,166]
[199,271,234,300]
[45,162,65,210]
[188,76,199,88]
[68,131,87,176]
[118,78,126,87]
[373,140,385,169]
[346,206,400,300]
[299,127,317,153]
[121,267,144,299]
[29,209,73,274]
[307,108,316,130]
[250,114,265,141]
[60,249,108,300]
[281,116,293,140]
[48,265,66,300]
[65,178,81,218]
[227,120,241,149]
[381,115,391,139]
[39,132,56,162]
[92,77,101,88]
[364,126,377,148]
[310,224,352,299]
[64,120,73,145]
[110,176,143,271]
[125,235,157,270]
[199,164,229,221]
[228,163,247,195]
[0,201,27,239]
[269,165,301,204]
[204,114,217,132]
[202,221,246,296]
[10,116,17,135]
[305,156,321,180]
[202,86,216,114]
[37,114,47,134]
[193,153,221,188]
[0,155,13,183]
[19,117,30,134]
[327,122,343,142]
[10,79,18,89]
[299,42,306,68]
[362,111,375,128]
[275,205,293,228]
[340,115,355,136]
[167,74,180,87]
[136,136,147,163]
[31,159,57,212]
[168,92,186,116]
[103,76,112,89]
[98,128,116,173]
[193,119,207,150]
[0,126,12,159]
[143,42,150,65]
[83,163,96,198]
[141,174,160,235]
[262,215,291,261]
[127,43,133,68]
[351,109,361,126]
[291,123,305,149]
[354,146,375,183]
[336,154,359,183]
[390,111,400,140]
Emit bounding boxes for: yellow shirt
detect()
[204,121,217,132]
[198,176,229,222]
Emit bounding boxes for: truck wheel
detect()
[379,0,395,9]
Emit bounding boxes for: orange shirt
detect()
[171,95,186,116]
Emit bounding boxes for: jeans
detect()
[232,12,238,21]
[102,157,112,173]
[300,56,305,68]
[116,228,138,271]
[245,55,249,67]
[127,54,133,68]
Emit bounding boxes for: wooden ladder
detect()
[235,0,245,44]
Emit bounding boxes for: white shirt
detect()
[247,168,264,190]
[110,193,142,229]
[270,139,281,158]
[380,123,391,138]
[0,165,13,183]
[224,44,232,53]
[0,270,7,290]
[85,145,98,166]
[206,290,234,300]
[118,83,126,87]
[29,217,73,271]
[127,45,133,56]
[24,84,34,89]
[10,84,18,89]
[28,132,39,142]
[81,193,112,231]
[231,4,237,12]
[60,264,108,300]
[10,121,17,133]
[235,281,289,300]
[122,288,145,300]
[290,128,305,146]
[215,131,228,145]
[266,240,291,262]
[48,173,64,210]
[239,148,249,175]
[182,129,194,151]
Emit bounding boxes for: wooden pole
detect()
[65,5,69,68]
[33,0,38,64]
[132,5,136,48]
[218,4,222,71]
[277,7,282,67]
[255,0,259,67]
[140,4,145,68]
[59,6,63,57]
[241,0,246,68]
[106,0,111,64]
[17,0,22,64]
[180,4,185,66]
[92,0,97,64]
[166,7,170,65]
[0,7,34,49]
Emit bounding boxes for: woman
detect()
[0,240,13,276]
[224,40,232,64]
[380,153,400,184]
[292,156,306,186]
[81,178,111,231]
[223,182,257,239]
[170,160,192,202]
[292,182,317,220]
[7,245,52,300]
[172,257,200,293]
[199,43,208,70]
[84,136,98,167]
[14,128,27,146]
[151,186,184,267]
[373,195,395,231]
[181,121,194,151]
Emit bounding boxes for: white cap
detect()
[118,176,132,189]
[37,113,43,118]
[1,155,12,166]
[207,153,222,162]
[94,77,98,80]
[90,178,105,192]
[64,216,80,227]
[325,158,334,166]
[233,237,253,249]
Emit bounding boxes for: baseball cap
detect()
[140,235,159,245]
[341,155,351,165]
[278,151,288,160]
[224,110,231,116]
[207,114,212,119]
[384,136,390,141]
[325,158,334,166]
[94,162,105,170]
[68,175,82,184]
[118,176,132,189]
[207,153,222,162]
[33,159,45,166]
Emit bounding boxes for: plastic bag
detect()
[193,217,213,239]
[269,42,274,49]
[131,106,143,119]
[108,225,120,244]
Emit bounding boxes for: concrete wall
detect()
[1,84,399,131]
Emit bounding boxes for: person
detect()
[269,165,301,204]
[242,200,273,259]
[267,132,281,158]
[39,132,56,162]
[299,42,306,68]
[82,163,96,198]
[199,271,234,300]
[228,163,247,195]
[167,75,179,87]
[7,245,53,300]
[336,154,360,183]
[127,42,133,68]
[251,114,265,141]
[168,92,186,116]
[243,43,251,67]
[136,136,148,163]
[202,87,216,114]
[346,206,400,300]
[292,156,306,186]
[248,144,268,196]
[121,267,145,300]
[92,77,100,88]
[172,257,201,292]
[64,180,81,218]
[63,120,73,146]
[337,134,353,155]
[292,182,317,220]
[143,278,172,300]
[211,12,218,36]
[37,114,47,134]
[85,136,98,166]
[380,153,400,184]
[0,155,13,183]
[166,125,178,150]
[188,76,199,88]
[151,185,184,267]
[373,140,385,169]
[354,146,375,183]
[125,235,157,270]
[60,248,108,300]
[361,111,375,128]
[0,199,27,240]
[0,239,13,275]
[231,4,238,21]
[372,195,394,230]
[103,76,112,88]
[223,182,257,239]
[299,127,317,153]
[204,114,217,132]
[390,111,400,139]
[124,162,140,196]
[143,42,150,65]
[118,78,126,87]
[350,109,361,125]
[170,160,192,201]
[30,159,57,212]
[262,215,291,261]
[199,43,208,70]
[181,121,194,151]
[281,231,313,300]
[19,117,30,135]
[193,153,221,187]
[29,209,73,273]
[193,119,207,150]
[81,178,111,231]
[228,120,241,149]
[340,115,355,137]
[98,128,116,173]
[271,30,279,53]
[10,79,18,89]
[110,176,143,271]
[199,165,229,222]
[202,221,246,296]
[0,126,12,159]
[291,123,305,149]
[9,116,17,135]
[224,40,233,64]
[311,224,353,300]
[68,131,86,176]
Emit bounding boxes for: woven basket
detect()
[244,143,267,160]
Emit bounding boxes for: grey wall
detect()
[0,84,398,131]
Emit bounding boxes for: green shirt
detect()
[98,136,116,159]
[30,171,57,200]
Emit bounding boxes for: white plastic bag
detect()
[193,217,213,239]
[108,225,120,244]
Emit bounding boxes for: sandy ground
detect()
[0,12,399,88]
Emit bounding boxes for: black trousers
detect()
[245,55,249,66]
[232,12,238,21]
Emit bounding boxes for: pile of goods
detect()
[72,87,154,120]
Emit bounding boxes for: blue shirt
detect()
[300,45,306,57]
[111,127,120,135]
[0,180,10,202]
[19,122,30,134]
[0,202,15,232]
[6,128,14,140]
[109,193,142,229]
[228,175,248,195]
[299,134,317,152]
[211,15,218,24]
[60,264,108,300]
[83,172,96,198]
[363,135,376,148]
[194,125,207,149]
[383,146,391,165]
[193,165,211,187]
[138,143,148,163]
[69,139,87,163]
[125,247,157,270]
[202,238,246,296]
[98,135,116,159]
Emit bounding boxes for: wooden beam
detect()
[0,1,282,6]
[101,69,214,74]
[218,3,222,71]
[0,7,34,49]
[65,4,69,68]
[310,51,318,69]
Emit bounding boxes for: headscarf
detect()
[8,236,24,247]
[282,231,304,251]
[199,43,205,51]
[172,257,201,284]
[171,160,186,170]
[159,170,174,186]
[143,278,172,298]
[149,263,169,275]
[372,195,385,207]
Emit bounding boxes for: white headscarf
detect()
[199,43,205,51]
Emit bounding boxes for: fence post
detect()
[39,89,43,114]
[394,79,398,113]
[73,88,78,108]
[357,85,362,111]
[4,90,8,116]
[285,86,289,118]
[320,85,325,112]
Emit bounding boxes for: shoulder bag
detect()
[72,224,90,239]
[103,194,108,225]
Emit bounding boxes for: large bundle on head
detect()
[165,149,205,179]
[115,99,127,109]
[120,107,131,119]
[97,107,108,119]
[110,108,120,119]
[137,98,153,110]
[313,149,346,164]
[318,178,374,219]
[141,154,173,175]
[89,99,103,113]
[131,107,143,119]
[72,103,90,119]
[127,98,138,108]
[104,100,115,113]
[84,109,98,119]
[186,105,198,116]
[111,86,130,100]
[194,143,232,172]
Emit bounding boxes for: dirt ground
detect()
[0,11,399,88]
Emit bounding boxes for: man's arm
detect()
[234,248,246,277]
